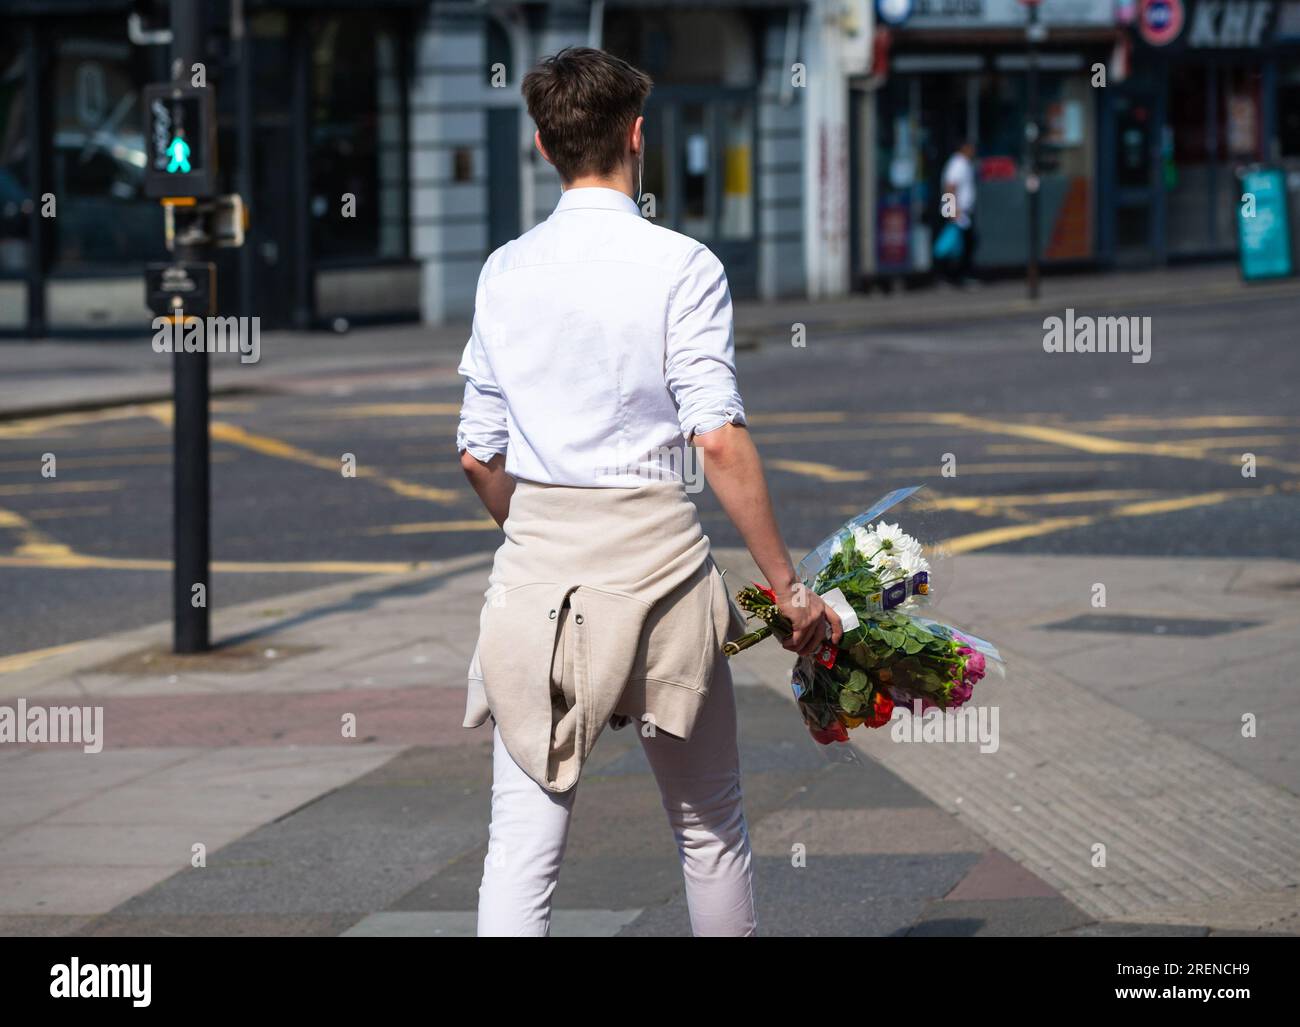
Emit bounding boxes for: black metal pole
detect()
[234,0,255,318]
[1026,3,1041,300]
[290,21,315,329]
[171,0,211,653]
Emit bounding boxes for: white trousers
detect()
[476,658,756,936]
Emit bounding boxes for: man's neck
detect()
[562,172,636,200]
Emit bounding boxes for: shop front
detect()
[0,0,422,338]
[863,0,1119,281]
[1126,0,1300,264]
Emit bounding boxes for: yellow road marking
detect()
[921,489,1159,512]
[0,641,84,675]
[147,409,459,504]
[925,412,1208,458]
[0,504,75,559]
[26,506,113,520]
[0,452,234,472]
[0,405,158,439]
[939,485,1275,554]
[981,436,1292,454]
[916,412,1300,475]
[317,403,461,418]
[0,553,434,574]
[942,515,1099,554]
[1111,490,1245,517]
[365,519,500,535]
[769,459,1126,482]
[1153,435,1294,450]
[767,458,870,482]
[752,426,968,444]
[1068,415,1300,431]
[747,411,849,425]
[980,444,1070,456]
[0,480,125,497]
[898,461,1125,476]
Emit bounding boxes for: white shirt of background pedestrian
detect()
[942,151,976,229]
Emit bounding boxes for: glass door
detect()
[1106,81,1163,266]
[643,86,756,298]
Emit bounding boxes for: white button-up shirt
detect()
[456,187,747,487]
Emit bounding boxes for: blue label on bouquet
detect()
[882,581,907,609]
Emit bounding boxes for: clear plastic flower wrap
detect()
[723,485,1004,749]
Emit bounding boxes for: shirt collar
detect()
[552,187,641,217]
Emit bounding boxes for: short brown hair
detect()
[522,47,652,183]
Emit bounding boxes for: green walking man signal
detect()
[166,135,192,174]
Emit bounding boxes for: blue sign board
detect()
[1237,168,1293,281]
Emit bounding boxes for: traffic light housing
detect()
[143,81,218,198]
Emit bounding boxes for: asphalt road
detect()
[2,289,1298,658]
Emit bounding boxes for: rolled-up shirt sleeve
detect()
[664,243,747,439]
[456,274,509,463]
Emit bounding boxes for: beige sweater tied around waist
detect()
[463,478,745,794]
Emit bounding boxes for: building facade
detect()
[1,0,1296,337]
[0,0,819,336]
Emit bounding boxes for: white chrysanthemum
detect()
[872,521,909,550]
[878,521,926,558]
[896,546,930,577]
[849,523,877,555]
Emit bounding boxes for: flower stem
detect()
[722,626,772,656]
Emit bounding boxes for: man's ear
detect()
[534,129,554,167]
[630,115,644,157]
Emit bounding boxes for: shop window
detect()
[309,12,408,262]
[0,35,28,276]
[1167,62,1262,256]
[605,10,757,87]
[719,101,754,241]
[1280,65,1300,158]
[49,29,166,271]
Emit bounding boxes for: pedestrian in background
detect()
[455,47,842,937]
[939,138,979,288]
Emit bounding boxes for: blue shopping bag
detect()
[933,222,964,262]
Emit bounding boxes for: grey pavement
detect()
[1,545,1296,936]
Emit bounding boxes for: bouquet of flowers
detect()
[723,486,1002,745]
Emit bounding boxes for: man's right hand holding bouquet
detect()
[774,580,844,659]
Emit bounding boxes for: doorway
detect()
[642,87,757,299]
[1104,80,1164,266]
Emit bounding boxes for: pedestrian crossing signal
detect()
[144,83,216,198]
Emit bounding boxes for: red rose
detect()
[865,691,895,729]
